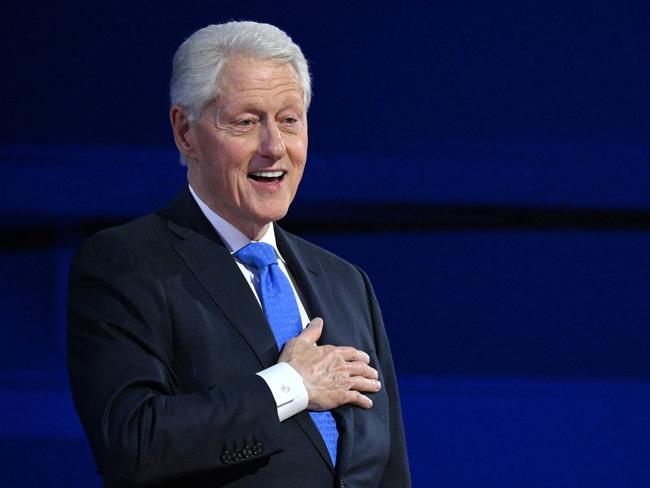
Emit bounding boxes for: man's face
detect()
[179,56,308,238]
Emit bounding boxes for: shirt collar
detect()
[188,185,285,262]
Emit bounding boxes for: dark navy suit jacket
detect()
[67,188,410,487]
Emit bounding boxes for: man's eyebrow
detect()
[219,100,305,118]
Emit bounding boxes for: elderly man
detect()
[68,21,410,487]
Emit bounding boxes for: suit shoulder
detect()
[281,229,366,278]
[73,213,168,267]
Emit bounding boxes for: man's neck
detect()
[188,184,275,251]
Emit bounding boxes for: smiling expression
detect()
[171,56,308,239]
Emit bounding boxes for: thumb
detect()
[299,317,324,343]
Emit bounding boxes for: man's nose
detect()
[258,121,287,160]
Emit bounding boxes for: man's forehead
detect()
[211,58,305,112]
[219,57,301,91]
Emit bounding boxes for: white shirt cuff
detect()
[256,362,309,422]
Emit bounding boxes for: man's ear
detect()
[170,106,194,159]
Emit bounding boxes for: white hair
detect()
[170,21,312,122]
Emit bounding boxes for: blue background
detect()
[1,1,649,486]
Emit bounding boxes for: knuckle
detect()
[339,347,356,359]
[346,390,358,402]
[332,347,348,358]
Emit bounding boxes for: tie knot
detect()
[235,242,278,270]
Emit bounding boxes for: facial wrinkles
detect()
[180,56,309,244]
[226,62,300,94]
[228,80,302,100]
[220,61,303,111]
[222,90,303,122]
[210,101,305,145]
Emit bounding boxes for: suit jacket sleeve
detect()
[358,267,412,487]
[67,230,284,486]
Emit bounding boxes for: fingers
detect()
[346,361,379,380]
[335,346,370,363]
[347,376,381,394]
[284,320,380,410]
[299,317,324,342]
[343,390,374,409]
[294,319,370,365]
[310,389,374,411]
[309,316,324,329]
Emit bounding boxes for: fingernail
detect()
[376,380,381,389]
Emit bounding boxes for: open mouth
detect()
[248,170,286,183]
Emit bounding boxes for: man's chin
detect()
[253,210,289,227]
[246,200,292,223]
[232,209,290,239]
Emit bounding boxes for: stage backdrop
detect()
[1,2,649,486]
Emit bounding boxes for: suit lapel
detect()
[275,226,355,476]
[159,189,279,369]
[159,191,353,475]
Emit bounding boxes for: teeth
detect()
[250,171,284,178]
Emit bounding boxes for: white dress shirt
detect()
[189,185,309,421]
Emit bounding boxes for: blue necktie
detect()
[236,242,339,465]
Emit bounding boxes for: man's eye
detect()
[226,118,258,134]
[281,117,304,131]
[236,119,256,127]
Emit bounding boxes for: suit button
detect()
[242,445,253,458]
[253,442,264,455]
[220,450,233,464]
